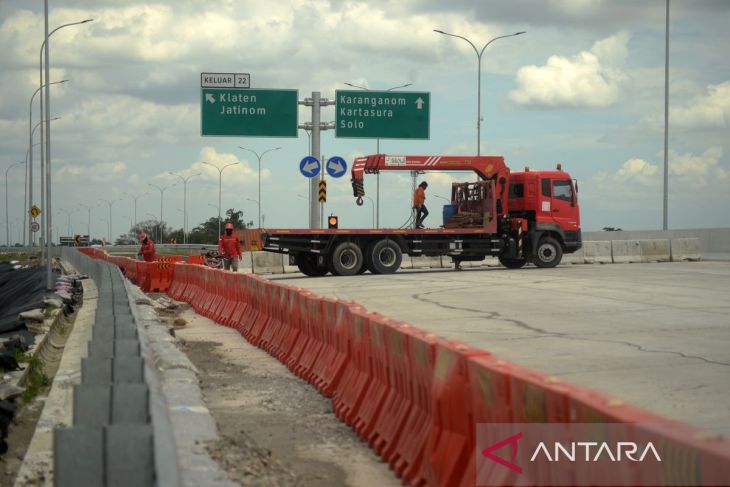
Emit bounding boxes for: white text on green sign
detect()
[201,88,298,137]
[335,90,430,139]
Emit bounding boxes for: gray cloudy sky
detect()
[1,0,729,242]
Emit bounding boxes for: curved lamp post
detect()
[434,29,525,156]
[238,146,280,228]
[169,172,200,244]
[5,162,24,247]
[202,161,239,237]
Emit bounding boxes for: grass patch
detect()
[0,252,40,264]
[14,349,50,403]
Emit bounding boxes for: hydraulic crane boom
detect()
[350,154,510,206]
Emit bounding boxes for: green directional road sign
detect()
[201,88,298,137]
[335,90,430,139]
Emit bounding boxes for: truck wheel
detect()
[329,242,364,276]
[498,256,527,269]
[366,239,402,274]
[533,237,563,268]
[297,255,328,277]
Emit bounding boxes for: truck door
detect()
[550,179,580,231]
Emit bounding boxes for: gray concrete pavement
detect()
[270,262,730,436]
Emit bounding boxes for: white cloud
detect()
[669,147,727,187]
[508,31,630,108]
[57,161,127,182]
[670,81,730,130]
[616,158,658,185]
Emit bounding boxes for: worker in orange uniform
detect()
[218,222,242,271]
[413,181,429,229]
[137,232,157,262]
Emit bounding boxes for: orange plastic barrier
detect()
[77,246,730,487]
[186,254,205,265]
[331,307,374,424]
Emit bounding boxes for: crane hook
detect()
[356,196,363,206]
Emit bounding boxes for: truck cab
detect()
[508,164,582,261]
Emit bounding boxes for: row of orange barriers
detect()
[78,248,182,292]
[81,247,730,487]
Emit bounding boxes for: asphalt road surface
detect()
[271,261,730,436]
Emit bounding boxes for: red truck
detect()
[262,154,581,276]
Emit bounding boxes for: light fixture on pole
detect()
[122,191,147,229]
[4,162,24,247]
[343,81,412,229]
[148,183,175,243]
[98,198,119,244]
[362,195,375,228]
[434,29,525,156]
[41,14,93,289]
[28,80,66,247]
[238,146,281,228]
[168,172,200,244]
[76,203,92,240]
[201,161,239,237]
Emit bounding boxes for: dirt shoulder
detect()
[165,304,399,487]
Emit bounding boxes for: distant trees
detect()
[117,208,252,245]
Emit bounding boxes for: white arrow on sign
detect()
[206,93,216,104]
[327,160,344,174]
[303,161,319,174]
[415,97,424,109]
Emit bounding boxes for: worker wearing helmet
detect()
[137,232,157,262]
[218,222,242,271]
[413,181,429,229]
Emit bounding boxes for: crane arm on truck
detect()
[350,154,510,206]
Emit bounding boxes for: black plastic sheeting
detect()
[0,263,53,342]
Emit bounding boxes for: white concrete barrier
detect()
[410,255,443,269]
[399,256,414,269]
[670,238,701,262]
[583,241,612,264]
[639,239,671,263]
[611,240,642,264]
[251,251,285,274]
[239,252,254,273]
[561,246,585,264]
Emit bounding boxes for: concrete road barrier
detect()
[671,238,701,261]
[561,246,585,264]
[639,239,671,263]
[251,251,285,274]
[410,255,444,269]
[583,241,612,264]
[611,240,642,264]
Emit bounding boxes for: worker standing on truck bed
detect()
[413,181,429,229]
[137,232,157,262]
[218,223,242,271]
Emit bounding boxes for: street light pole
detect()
[202,161,239,237]
[434,29,525,156]
[663,0,670,230]
[363,196,375,228]
[169,172,200,244]
[41,14,93,289]
[5,162,24,247]
[98,199,118,244]
[344,82,412,229]
[59,207,72,236]
[31,117,59,250]
[148,183,175,243]
[77,203,92,240]
[29,81,66,246]
[238,146,281,228]
[122,191,146,230]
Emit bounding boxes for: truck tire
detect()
[365,239,402,274]
[297,255,328,277]
[329,242,364,276]
[533,237,563,268]
[498,256,527,269]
